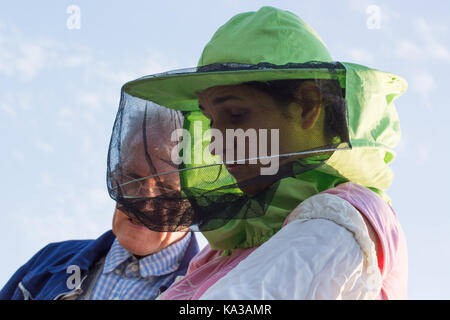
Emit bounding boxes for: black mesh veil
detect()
[107,93,194,231]
[107,63,351,232]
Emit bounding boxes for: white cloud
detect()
[417,145,431,163]
[414,17,447,38]
[348,48,375,65]
[11,149,25,163]
[35,141,55,153]
[395,18,450,62]
[0,92,33,117]
[427,42,450,61]
[75,87,120,126]
[88,188,111,206]
[395,40,421,59]
[416,18,450,61]
[396,133,408,155]
[90,51,183,86]
[347,0,373,13]
[410,70,436,109]
[0,100,15,116]
[411,71,436,95]
[142,52,182,75]
[37,171,55,187]
[16,43,46,81]
[59,106,73,118]
[80,135,94,153]
[0,23,93,82]
[16,205,111,244]
[78,92,103,111]
[91,67,136,86]
[0,18,185,253]
[13,181,114,243]
[60,53,93,68]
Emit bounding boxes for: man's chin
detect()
[116,231,161,257]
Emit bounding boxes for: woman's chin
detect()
[232,171,276,195]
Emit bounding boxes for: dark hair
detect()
[243,79,348,144]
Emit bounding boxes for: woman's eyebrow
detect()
[212,95,242,105]
[198,95,242,111]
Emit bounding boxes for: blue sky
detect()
[1,1,449,299]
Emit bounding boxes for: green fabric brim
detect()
[123,67,346,111]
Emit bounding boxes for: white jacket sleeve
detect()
[199,193,382,300]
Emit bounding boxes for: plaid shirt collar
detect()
[103,232,191,278]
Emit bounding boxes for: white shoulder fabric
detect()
[199,193,382,300]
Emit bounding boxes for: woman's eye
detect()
[230,111,246,122]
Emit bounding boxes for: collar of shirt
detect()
[102,232,191,278]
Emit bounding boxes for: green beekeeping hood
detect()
[320,62,406,194]
[113,6,407,250]
[197,6,332,66]
[123,6,406,195]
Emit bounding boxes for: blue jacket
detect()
[0,230,199,300]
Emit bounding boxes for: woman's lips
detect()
[225,163,243,174]
[225,163,238,167]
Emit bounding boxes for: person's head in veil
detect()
[110,102,190,256]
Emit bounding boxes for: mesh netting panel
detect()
[108,64,350,232]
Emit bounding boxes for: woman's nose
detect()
[209,135,218,156]
[208,128,227,159]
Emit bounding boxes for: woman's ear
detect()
[295,81,322,130]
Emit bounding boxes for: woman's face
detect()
[197,83,325,194]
